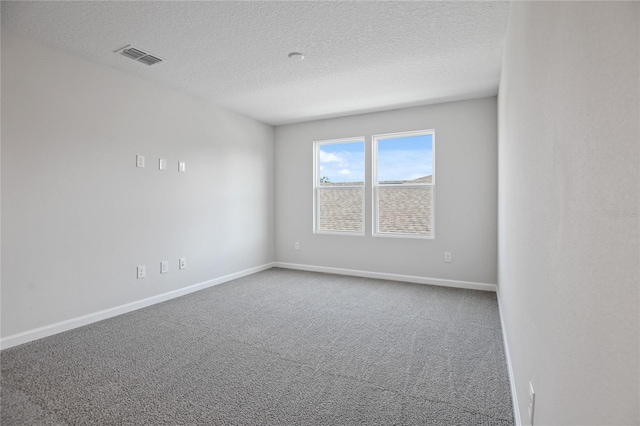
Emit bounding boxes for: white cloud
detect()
[319,151,342,163]
[319,150,365,183]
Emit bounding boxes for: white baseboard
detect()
[0,262,275,350]
[1,262,496,350]
[497,289,522,426]
[274,262,497,292]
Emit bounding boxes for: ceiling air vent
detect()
[137,55,162,66]
[116,45,163,66]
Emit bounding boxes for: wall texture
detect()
[498,2,639,425]
[1,33,274,338]
[275,98,497,285]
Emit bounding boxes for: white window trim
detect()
[372,129,436,239]
[313,137,366,236]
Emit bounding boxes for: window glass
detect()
[373,131,435,238]
[376,134,433,184]
[314,139,365,234]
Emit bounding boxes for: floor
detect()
[1,268,514,425]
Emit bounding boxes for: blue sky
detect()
[319,134,433,183]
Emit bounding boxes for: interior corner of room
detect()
[1,1,638,425]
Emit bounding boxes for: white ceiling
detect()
[1,1,510,126]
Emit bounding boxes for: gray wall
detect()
[498,2,639,425]
[275,98,497,284]
[1,33,275,337]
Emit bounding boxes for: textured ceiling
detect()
[1,1,510,125]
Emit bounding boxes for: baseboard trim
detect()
[0,262,276,350]
[497,289,522,426]
[274,262,497,292]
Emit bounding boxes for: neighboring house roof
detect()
[318,176,432,235]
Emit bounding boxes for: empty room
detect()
[1,1,638,425]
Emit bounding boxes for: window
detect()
[373,130,435,238]
[313,138,365,234]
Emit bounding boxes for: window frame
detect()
[313,137,366,236]
[372,129,436,239]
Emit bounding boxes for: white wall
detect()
[275,98,497,285]
[1,33,274,338]
[498,2,639,425]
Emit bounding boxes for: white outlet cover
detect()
[137,265,145,279]
[159,158,168,171]
[136,155,145,168]
[178,161,186,172]
[179,257,186,270]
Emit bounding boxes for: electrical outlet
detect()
[444,252,452,263]
[136,155,145,168]
[159,158,168,171]
[294,242,300,250]
[179,257,186,270]
[137,265,145,279]
[528,381,535,425]
[160,261,169,274]
[178,161,186,172]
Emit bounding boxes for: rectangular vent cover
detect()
[137,55,162,66]
[117,45,163,66]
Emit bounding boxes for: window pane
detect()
[377,134,433,184]
[319,141,364,185]
[318,187,363,232]
[378,186,432,235]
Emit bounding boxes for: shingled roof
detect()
[318,176,432,235]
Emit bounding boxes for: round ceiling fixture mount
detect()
[288,52,305,61]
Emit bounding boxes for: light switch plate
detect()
[159,158,168,171]
[160,261,169,274]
